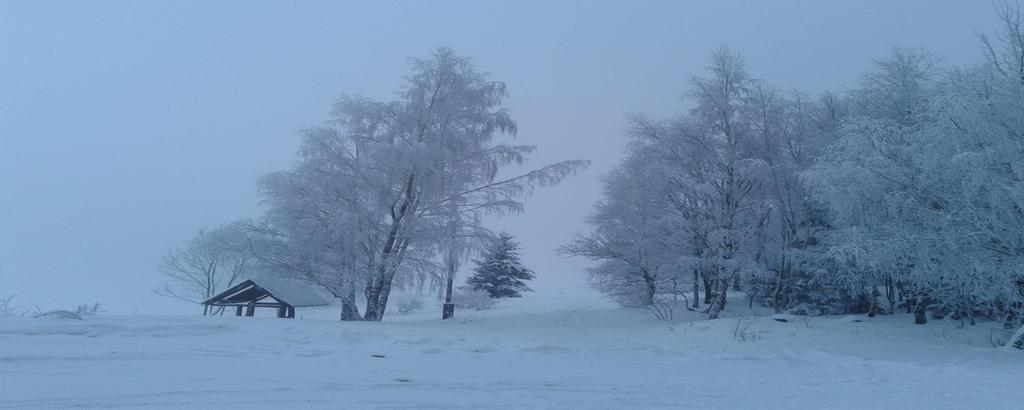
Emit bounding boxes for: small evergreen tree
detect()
[467,233,535,298]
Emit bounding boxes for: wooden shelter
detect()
[202,279,328,318]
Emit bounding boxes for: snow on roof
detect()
[249,277,330,307]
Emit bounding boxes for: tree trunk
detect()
[1006,303,1021,330]
[641,269,656,306]
[340,286,362,321]
[772,264,788,314]
[442,251,457,320]
[884,275,896,314]
[363,175,417,322]
[913,294,929,325]
[707,277,730,319]
[691,270,700,309]
[363,274,384,321]
[371,268,398,321]
[363,240,407,321]
[868,286,880,317]
[702,274,713,305]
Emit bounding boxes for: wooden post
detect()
[276,306,286,318]
[245,303,255,317]
[235,306,243,316]
[287,306,295,319]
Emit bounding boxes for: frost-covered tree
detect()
[572,6,1024,335]
[253,159,374,320]
[667,47,774,319]
[256,48,585,321]
[742,89,846,315]
[157,222,253,315]
[570,47,776,319]
[803,8,1024,327]
[467,232,535,298]
[561,138,681,307]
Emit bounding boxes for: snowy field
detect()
[1,292,1022,409]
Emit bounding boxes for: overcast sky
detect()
[0,1,1000,313]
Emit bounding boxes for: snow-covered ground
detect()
[1,292,1021,409]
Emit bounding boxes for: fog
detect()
[0,1,998,313]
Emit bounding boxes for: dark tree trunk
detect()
[363,242,405,321]
[691,270,700,309]
[702,274,713,305]
[642,270,657,307]
[372,269,397,321]
[913,294,929,325]
[772,264,788,314]
[363,175,417,322]
[868,286,881,317]
[884,275,896,314]
[442,255,456,320]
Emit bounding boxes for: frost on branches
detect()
[569,5,1024,336]
[166,48,586,322]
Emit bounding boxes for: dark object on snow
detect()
[371,354,386,358]
[202,278,328,319]
[770,314,798,323]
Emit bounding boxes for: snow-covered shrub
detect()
[733,317,763,342]
[0,295,40,318]
[748,267,872,317]
[0,295,16,318]
[397,298,425,315]
[76,303,102,316]
[454,286,496,310]
[646,295,685,321]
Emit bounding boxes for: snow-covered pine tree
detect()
[467,233,535,298]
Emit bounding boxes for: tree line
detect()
[564,5,1024,348]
